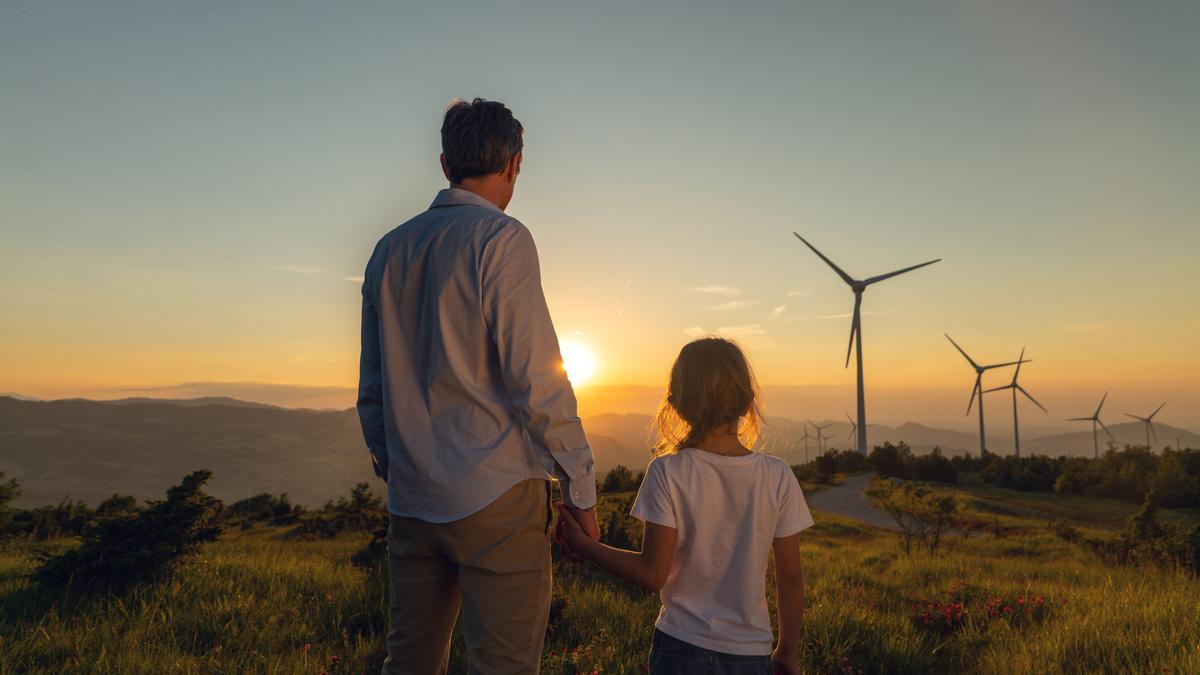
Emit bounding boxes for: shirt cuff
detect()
[555,466,597,510]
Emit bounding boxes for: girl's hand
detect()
[554,503,591,554]
[770,647,801,675]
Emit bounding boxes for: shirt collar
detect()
[429,187,504,213]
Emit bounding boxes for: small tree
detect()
[866,477,958,555]
[33,470,223,590]
[869,442,913,479]
[601,465,637,493]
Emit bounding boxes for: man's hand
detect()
[554,503,598,562]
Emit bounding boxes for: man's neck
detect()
[451,179,507,211]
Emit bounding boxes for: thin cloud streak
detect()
[707,299,759,311]
[692,285,742,296]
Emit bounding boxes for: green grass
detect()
[2,485,1198,674]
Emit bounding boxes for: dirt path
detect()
[804,472,899,532]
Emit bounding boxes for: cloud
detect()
[342,275,365,283]
[707,299,759,311]
[717,324,767,337]
[691,285,742,296]
[769,305,786,318]
[682,325,768,339]
[815,309,896,320]
[785,290,812,297]
[270,264,324,276]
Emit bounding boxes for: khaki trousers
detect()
[381,478,553,675]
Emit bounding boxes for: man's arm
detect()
[771,533,805,674]
[357,281,388,481]
[481,221,598,517]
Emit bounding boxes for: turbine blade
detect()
[1013,348,1026,381]
[1097,418,1114,440]
[983,384,1012,394]
[1124,413,1143,421]
[1095,391,1108,417]
[944,334,979,369]
[1150,402,1165,419]
[966,378,980,415]
[793,233,856,286]
[1017,385,1047,412]
[845,295,861,368]
[981,360,1023,370]
[863,258,941,285]
[1150,423,1159,444]
[1066,417,1094,422]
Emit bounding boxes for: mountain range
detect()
[1,396,1195,508]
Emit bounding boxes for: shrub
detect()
[600,497,637,549]
[865,478,957,555]
[32,470,223,590]
[907,447,958,484]
[227,493,304,524]
[868,442,912,479]
[600,465,640,493]
[983,455,1062,492]
[291,483,386,539]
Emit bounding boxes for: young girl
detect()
[556,337,812,675]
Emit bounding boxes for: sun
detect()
[559,340,598,387]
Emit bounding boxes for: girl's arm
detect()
[555,503,676,592]
[771,533,804,674]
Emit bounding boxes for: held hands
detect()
[554,503,599,562]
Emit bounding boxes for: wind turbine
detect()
[798,426,814,463]
[983,348,1045,458]
[1066,392,1114,460]
[845,411,859,449]
[945,334,1023,457]
[1124,403,1165,450]
[809,420,833,455]
[793,233,940,454]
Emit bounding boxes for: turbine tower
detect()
[1124,403,1165,450]
[794,233,940,454]
[798,426,814,463]
[809,420,833,455]
[983,348,1045,457]
[845,411,859,449]
[945,334,1023,457]
[1066,392,1114,460]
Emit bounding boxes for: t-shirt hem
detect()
[653,621,773,657]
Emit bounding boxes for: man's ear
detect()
[440,153,452,182]
[504,151,522,182]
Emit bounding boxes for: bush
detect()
[227,493,304,525]
[907,447,958,484]
[1087,491,1200,573]
[32,470,223,590]
[869,442,912,479]
[601,465,641,493]
[600,497,637,549]
[865,477,958,555]
[291,483,386,539]
[983,455,1062,492]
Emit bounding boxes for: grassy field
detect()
[1,481,1198,674]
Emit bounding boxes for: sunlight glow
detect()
[559,340,598,387]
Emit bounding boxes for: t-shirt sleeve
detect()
[775,468,815,538]
[630,459,676,528]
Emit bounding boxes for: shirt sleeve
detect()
[356,273,388,481]
[481,221,597,510]
[775,468,815,538]
[630,460,676,528]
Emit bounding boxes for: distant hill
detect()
[1,396,1196,507]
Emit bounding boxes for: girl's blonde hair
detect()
[653,337,764,455]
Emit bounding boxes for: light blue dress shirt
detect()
[357,187,597,522]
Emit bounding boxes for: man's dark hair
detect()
[440,98,524,184]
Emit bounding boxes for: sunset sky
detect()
[2,2,1198,428]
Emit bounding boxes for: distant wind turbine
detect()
[809,420,833,455]
[799,425,814,463]
[794,234,940,454]
[945,334,1023,457]
[1066,392,1114,460]
[983,348,1046,458]
[1124,403,1165,450]
[845,411,858,448]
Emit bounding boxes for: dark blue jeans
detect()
[648,629,772,675]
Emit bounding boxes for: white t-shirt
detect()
[630,447,814,656]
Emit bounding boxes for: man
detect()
[357,97,600,675]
